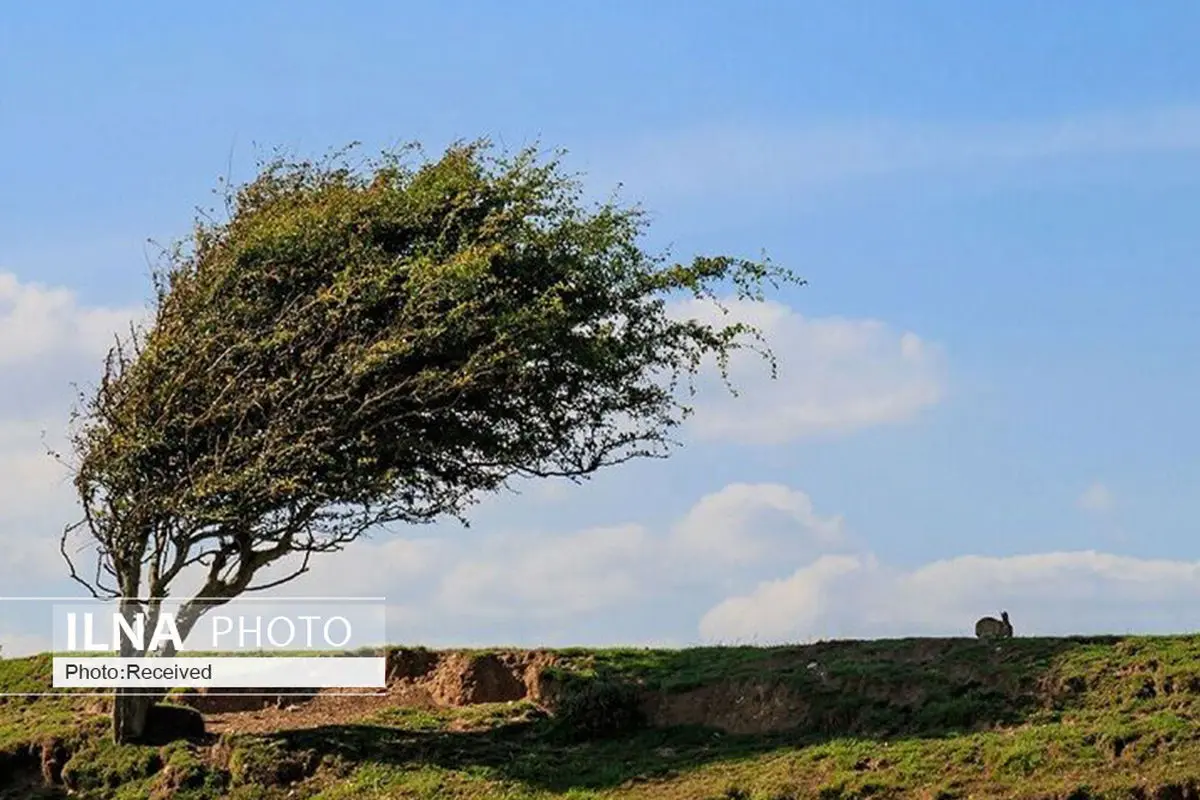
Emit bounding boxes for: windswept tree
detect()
[62,141,802,742]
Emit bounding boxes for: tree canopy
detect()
[63,140,800,633]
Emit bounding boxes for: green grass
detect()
[48,648,382,657]
[2,635,1200,798]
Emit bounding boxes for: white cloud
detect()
[281,483,846,627]
[280,478,1200,647]
[1077,482,1115,515]
[0,420,72,522]
[599,106,1200,202]
[273,536,443,599]
[674,298,945,443]
[3,526,72,586]
[0,272,146,367]
[700,549,1200,644]
[435,524,655,619]
[441,483,847,621]
[0,272,145,594]
[698,555,866,644]
[669,482,847,566]
[0,632,54,660]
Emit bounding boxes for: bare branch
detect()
[60,520,110,600]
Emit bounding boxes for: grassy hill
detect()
[3,634,1200,798]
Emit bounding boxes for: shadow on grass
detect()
[267,718,794,793]
[259,634,1165,793]
[0,787,69,800]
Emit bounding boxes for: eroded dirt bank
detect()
[172,648,567,734]
[171,643,1013,736]
[174,647,821,736]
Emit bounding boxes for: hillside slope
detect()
[2,635,1200,798]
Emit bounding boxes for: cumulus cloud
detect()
[0,272,146,595]
[435,524,656,619]
[283,477,1200,647]
[0,273,146,368]
[1077,482,1115,515]
[259,536,445,600]
[700,549,1200,644]
[278,483,844,629]
[673,298,945,443]
[698,555,866,644]
[386,485,845,631]
[669,482,848,567]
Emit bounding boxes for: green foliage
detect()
[64,138,800,624]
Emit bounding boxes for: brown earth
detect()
[173,647,836,737]
[168,647,819,737]
[640,680,807,736]
[180,648,565,734]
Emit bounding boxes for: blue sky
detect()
[2,2,1200,653]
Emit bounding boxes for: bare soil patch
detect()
[199,648,560,734]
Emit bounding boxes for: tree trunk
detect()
[112,688,163,743]
[110,595,212,743]
[111,597,165,744]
